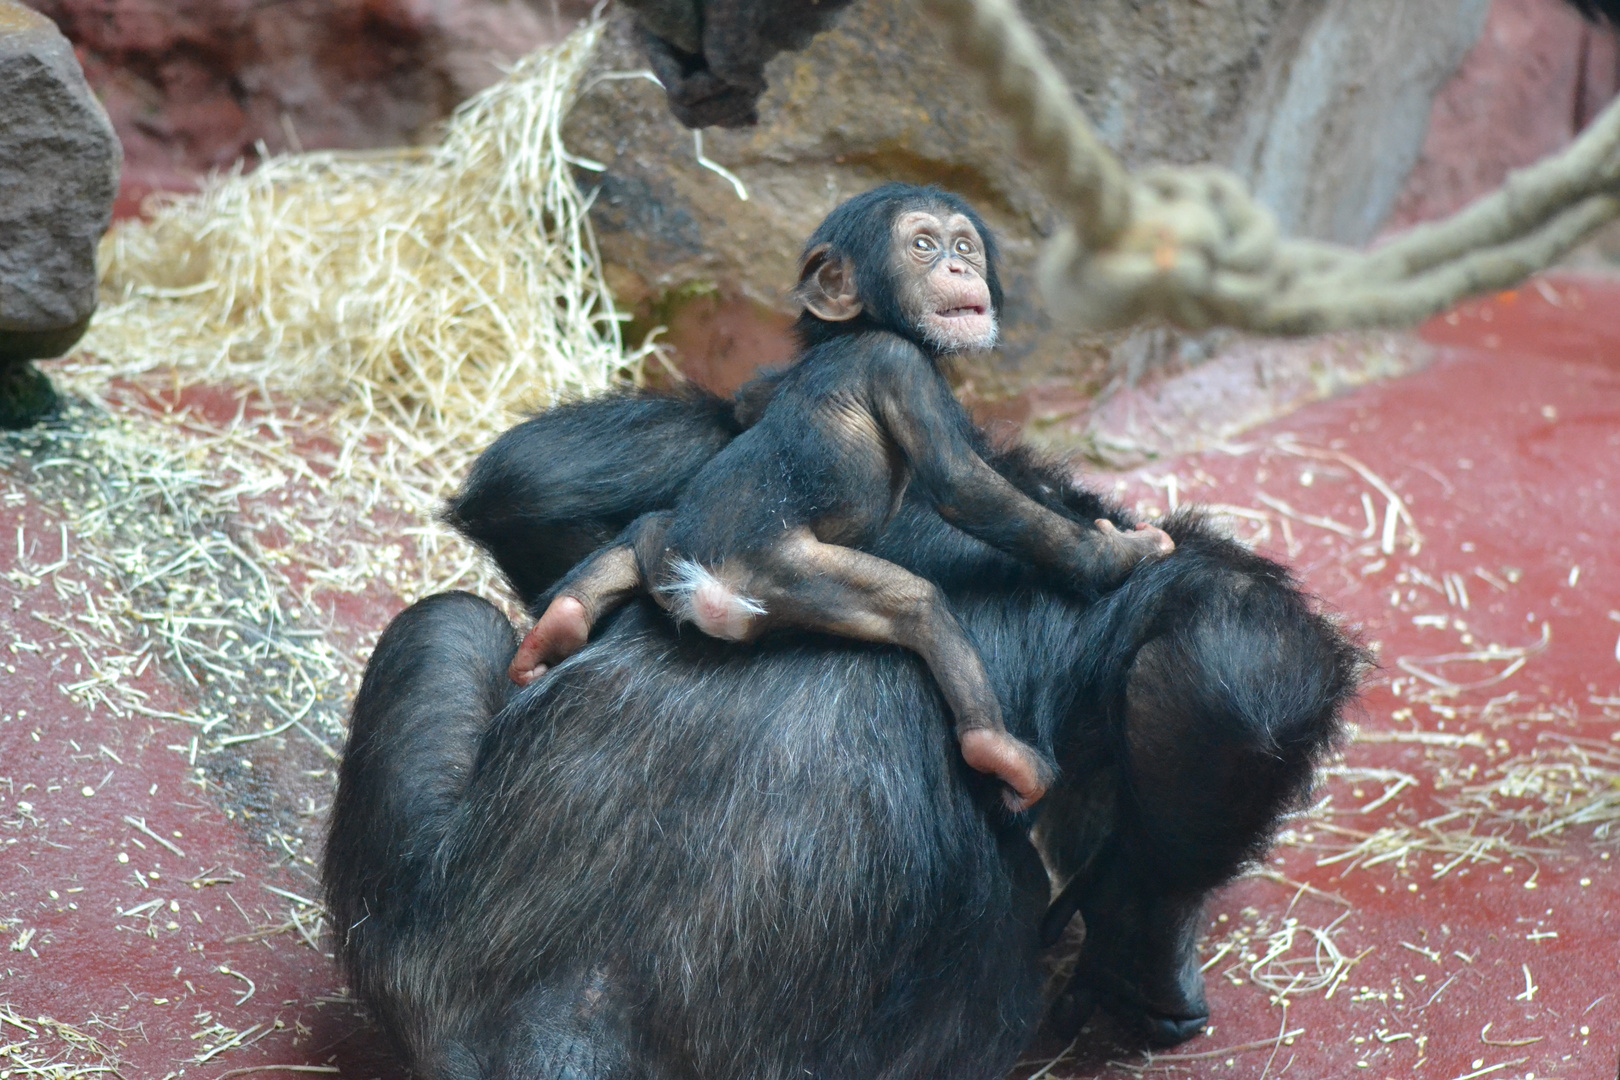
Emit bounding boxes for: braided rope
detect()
[922,0,1620,335]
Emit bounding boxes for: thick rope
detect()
[923,0,1620,335]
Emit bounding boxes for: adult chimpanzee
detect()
[327,405,1365,1077]
[505,185,1170,811]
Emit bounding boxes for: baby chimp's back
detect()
[667,331,941,561]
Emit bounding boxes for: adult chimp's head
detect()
[793,184,1004,356]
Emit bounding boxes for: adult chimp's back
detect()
[329,390,1365,1075]
[328,593,1053,1079]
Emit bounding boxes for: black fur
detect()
[444,388,741,612]
[626,333,1143,596]
[327,388,1366,1078]
[484,185,1168,816]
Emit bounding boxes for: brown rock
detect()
[566,0,1489,440]
[0,0,120,355]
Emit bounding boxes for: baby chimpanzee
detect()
[509,184,1171,809]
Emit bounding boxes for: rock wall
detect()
[1,0,122,424]
[1230,0,1492,244]
[20,0,592,215]
[565,0,1491,401]
[1390,0,1619,229]
[22,0,1615,430]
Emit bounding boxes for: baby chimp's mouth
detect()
[920,302,997,353]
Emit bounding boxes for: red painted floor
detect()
[0,497,359,1077]
[1050,277,1620,1080]
[2,277,1618,1079]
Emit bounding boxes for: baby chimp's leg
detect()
[509,513,672,685]
[747,529,1054,810]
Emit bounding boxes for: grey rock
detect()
[565,0,1486,420]
[0,0,120,359]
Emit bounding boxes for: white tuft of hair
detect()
[921,313,999,355]
[658,559,766,641]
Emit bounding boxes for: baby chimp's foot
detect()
[1096,519,1175,558]
[1089,519,1175,588]
[509,596,592,686]
[959,729,1053,812]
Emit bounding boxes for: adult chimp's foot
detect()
[509,596,591,686]
[958,729,1052,811]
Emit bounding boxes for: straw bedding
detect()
[6,21,642,760]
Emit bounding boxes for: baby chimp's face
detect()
[891,209,998,354]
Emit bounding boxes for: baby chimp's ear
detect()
[793,244,863,322]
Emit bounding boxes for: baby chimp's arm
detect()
[869,341,1172,591]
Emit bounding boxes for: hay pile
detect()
[11,21,642,762]
[76,19,637,440]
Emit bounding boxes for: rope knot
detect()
[1039,167,1283,331]
[930,0,1620,337]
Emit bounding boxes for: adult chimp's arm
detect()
[445,388,741,609]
